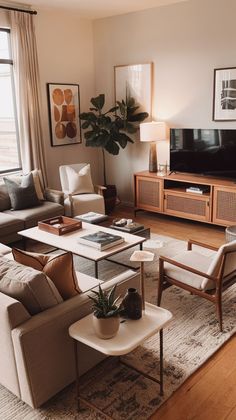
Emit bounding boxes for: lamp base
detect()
[149,142,157,172]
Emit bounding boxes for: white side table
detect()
[69,303,172,415]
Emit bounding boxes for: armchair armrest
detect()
[45,188,64,205]
[187,239,219,252]
[94,184,107,196]
[159,255,217,281]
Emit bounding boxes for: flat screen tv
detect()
[170,128,236,180]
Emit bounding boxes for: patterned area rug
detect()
[1,234,236,420]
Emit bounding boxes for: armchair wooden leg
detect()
[158,259,164,306]
[216,289,223,332]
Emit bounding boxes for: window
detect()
[0,29,21,174]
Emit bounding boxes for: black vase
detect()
[122,288,142,320]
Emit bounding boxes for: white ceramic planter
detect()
[92,315,120,339]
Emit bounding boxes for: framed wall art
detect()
[213,67,236,121]
[47,83,82,146]
[114,63,153,119]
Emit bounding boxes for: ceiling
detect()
[3,0,188,19]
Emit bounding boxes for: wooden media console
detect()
[134,171,236,226]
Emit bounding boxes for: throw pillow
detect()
[0,257,63,315]
[66,164,94,194]
[12,248,81,299]
[5,170,45,201]
[31,169,45,200]
[4,173,40,210]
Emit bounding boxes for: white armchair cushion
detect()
[203,240,236,290]
[64,194,105,216]
[164,250,216,291]
[66,164,94,195]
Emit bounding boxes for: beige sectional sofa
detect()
[0,184,64,244]
[0,250,139,409]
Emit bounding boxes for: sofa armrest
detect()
[45,188,64,205]
[11,270,139,408]
[0,293,30,398]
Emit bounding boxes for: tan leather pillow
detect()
[12,249,81,299]
[0,257,63,315]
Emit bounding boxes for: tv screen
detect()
[170,128,236,180]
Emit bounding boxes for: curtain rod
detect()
[0,5,37,14]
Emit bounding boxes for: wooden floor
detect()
[112,206,236,420]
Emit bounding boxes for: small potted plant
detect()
[89,284,122,339]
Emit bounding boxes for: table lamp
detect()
[140,121,167,172]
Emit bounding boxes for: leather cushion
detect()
[12,249,81,299]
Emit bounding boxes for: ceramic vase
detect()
[92,315,120,339]
[122,288,142,320]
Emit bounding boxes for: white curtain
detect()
[9,11,48,186]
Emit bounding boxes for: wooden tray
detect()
[38,216,82,235]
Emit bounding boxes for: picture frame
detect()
[213,67,236,121]
[114,63,153,119]
[47,83,82,146]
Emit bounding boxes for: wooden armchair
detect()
[158,239,236,331]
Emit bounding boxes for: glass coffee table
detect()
[69,303,173,415]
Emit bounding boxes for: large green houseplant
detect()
[80,94,149,212]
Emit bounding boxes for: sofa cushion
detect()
[66,164,94,194]
[75,271,103,292]
[0,257,63,315]
[0,213,25,237]
[4,170,45,201]
[12,249,81,299]
[3,201,64,228]
[4,173,40,210]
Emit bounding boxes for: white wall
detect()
[35,9,99,189]
[93,0,236,203]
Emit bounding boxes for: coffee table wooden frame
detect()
[69,303,173,417]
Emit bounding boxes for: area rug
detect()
[1,234,236,420]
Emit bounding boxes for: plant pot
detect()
[104,184,117,214]
[92,315,120,339]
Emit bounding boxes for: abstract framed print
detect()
[47,83,82,146]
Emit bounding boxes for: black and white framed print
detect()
[213,67,236,121]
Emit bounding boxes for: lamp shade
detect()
[140,121,167,142]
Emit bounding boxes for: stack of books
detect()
[110,222,144,233]
[186,186,208,194]
[75,212,108,224]
[77,231,124,251]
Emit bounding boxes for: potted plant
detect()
[80,94,149,213]
[89,284,122,339]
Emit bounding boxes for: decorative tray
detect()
[38,216,82,235]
